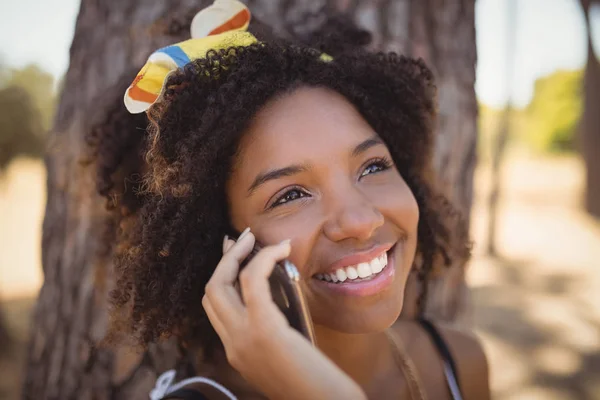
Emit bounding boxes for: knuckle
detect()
[204,282,216,298]
[225,348,241,369]
[217,252,232,265]
[201,294,209,307]
[255,247,278,262]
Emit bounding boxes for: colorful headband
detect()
[124,0,257,114]
[124,0,333,114]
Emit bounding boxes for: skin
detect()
[227,86,419,334]
[201,86,490,399]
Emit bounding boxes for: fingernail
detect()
[280,239,291,248]
[222,235,229,253]
[238,227,251,241]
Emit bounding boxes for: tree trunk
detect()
[0,306,11,357]
[580,0,600,218]
[23,0,477,398]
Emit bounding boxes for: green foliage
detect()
[0,64,57,170]
[7,65,56,129]
[526,69,583,152]
[0,85,46,169]
[477,103,528,162]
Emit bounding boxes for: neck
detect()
[313,324,393,387]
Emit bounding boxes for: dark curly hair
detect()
[92,14,470,361]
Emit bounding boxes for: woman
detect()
[101,1,490,398]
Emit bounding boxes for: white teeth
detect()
[370,258,383,274]
[315,251,390,283]
[357,262,372,278]
[346,266,359,280]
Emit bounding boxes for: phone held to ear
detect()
[236,235,317,346]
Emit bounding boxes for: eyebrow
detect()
[352,136,384,157]
[247,165,309,196]
[246,136,384,196]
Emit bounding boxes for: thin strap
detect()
[385,330,428,400]
[166,377,237,399]
[150,370,238,400]
[418,319,463,400]
[161,388,209,400]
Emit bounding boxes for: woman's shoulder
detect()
[391,319,490,400]
[432,322,490,400]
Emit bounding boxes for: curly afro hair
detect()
[94,15,470,360]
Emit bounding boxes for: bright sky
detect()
[0,0,598,108]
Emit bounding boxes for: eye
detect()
[360,157,393,178]
[269,187,310,208]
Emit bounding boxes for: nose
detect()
[322,186,385,243]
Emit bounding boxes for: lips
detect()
[311,245,397,297]
[315,251,387,283]
[325,244,393,273]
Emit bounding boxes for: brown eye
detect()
[271,188,309,208]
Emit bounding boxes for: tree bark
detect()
[0,306,11,357]
[23,0,477,398]
[580,0,600,218]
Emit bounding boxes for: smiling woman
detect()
[226,87,419,335]
[104,1,487,399]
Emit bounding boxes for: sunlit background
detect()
[1,0,599,399]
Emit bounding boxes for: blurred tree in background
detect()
[526,70,583,153]
[480,69,584,156]
[0,85,45,170]
[6,65,56,129]
[579,0,600,218]
[0,308,10,357]
[0,64,56,171]
[0,63,56,370]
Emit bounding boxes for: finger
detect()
[204,229,254,326]
[239,240,291,313]
[202,295,230,344]
[204,284,245,330]
[224,238,235,253]
[222,235,229,254]
[210,228,254,285]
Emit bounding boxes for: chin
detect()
[312,292,406,334]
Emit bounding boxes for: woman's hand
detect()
[202,228,366,400]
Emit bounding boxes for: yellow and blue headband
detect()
[124,0,257,114]
[124,0,331,114]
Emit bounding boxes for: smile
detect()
[312,246,397,297]
[315,252,387,283]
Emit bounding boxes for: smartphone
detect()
[235,235,316,346]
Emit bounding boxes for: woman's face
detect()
[226,86,419,334]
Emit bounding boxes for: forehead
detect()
[234,86,377,171]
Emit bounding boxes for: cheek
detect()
[374,177,420,235]
[246,215,321,277]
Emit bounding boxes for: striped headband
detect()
[124,0,256,114]
[124,0,333,114]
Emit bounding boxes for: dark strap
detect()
[418,319,463,400]
[161,388,209,400]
